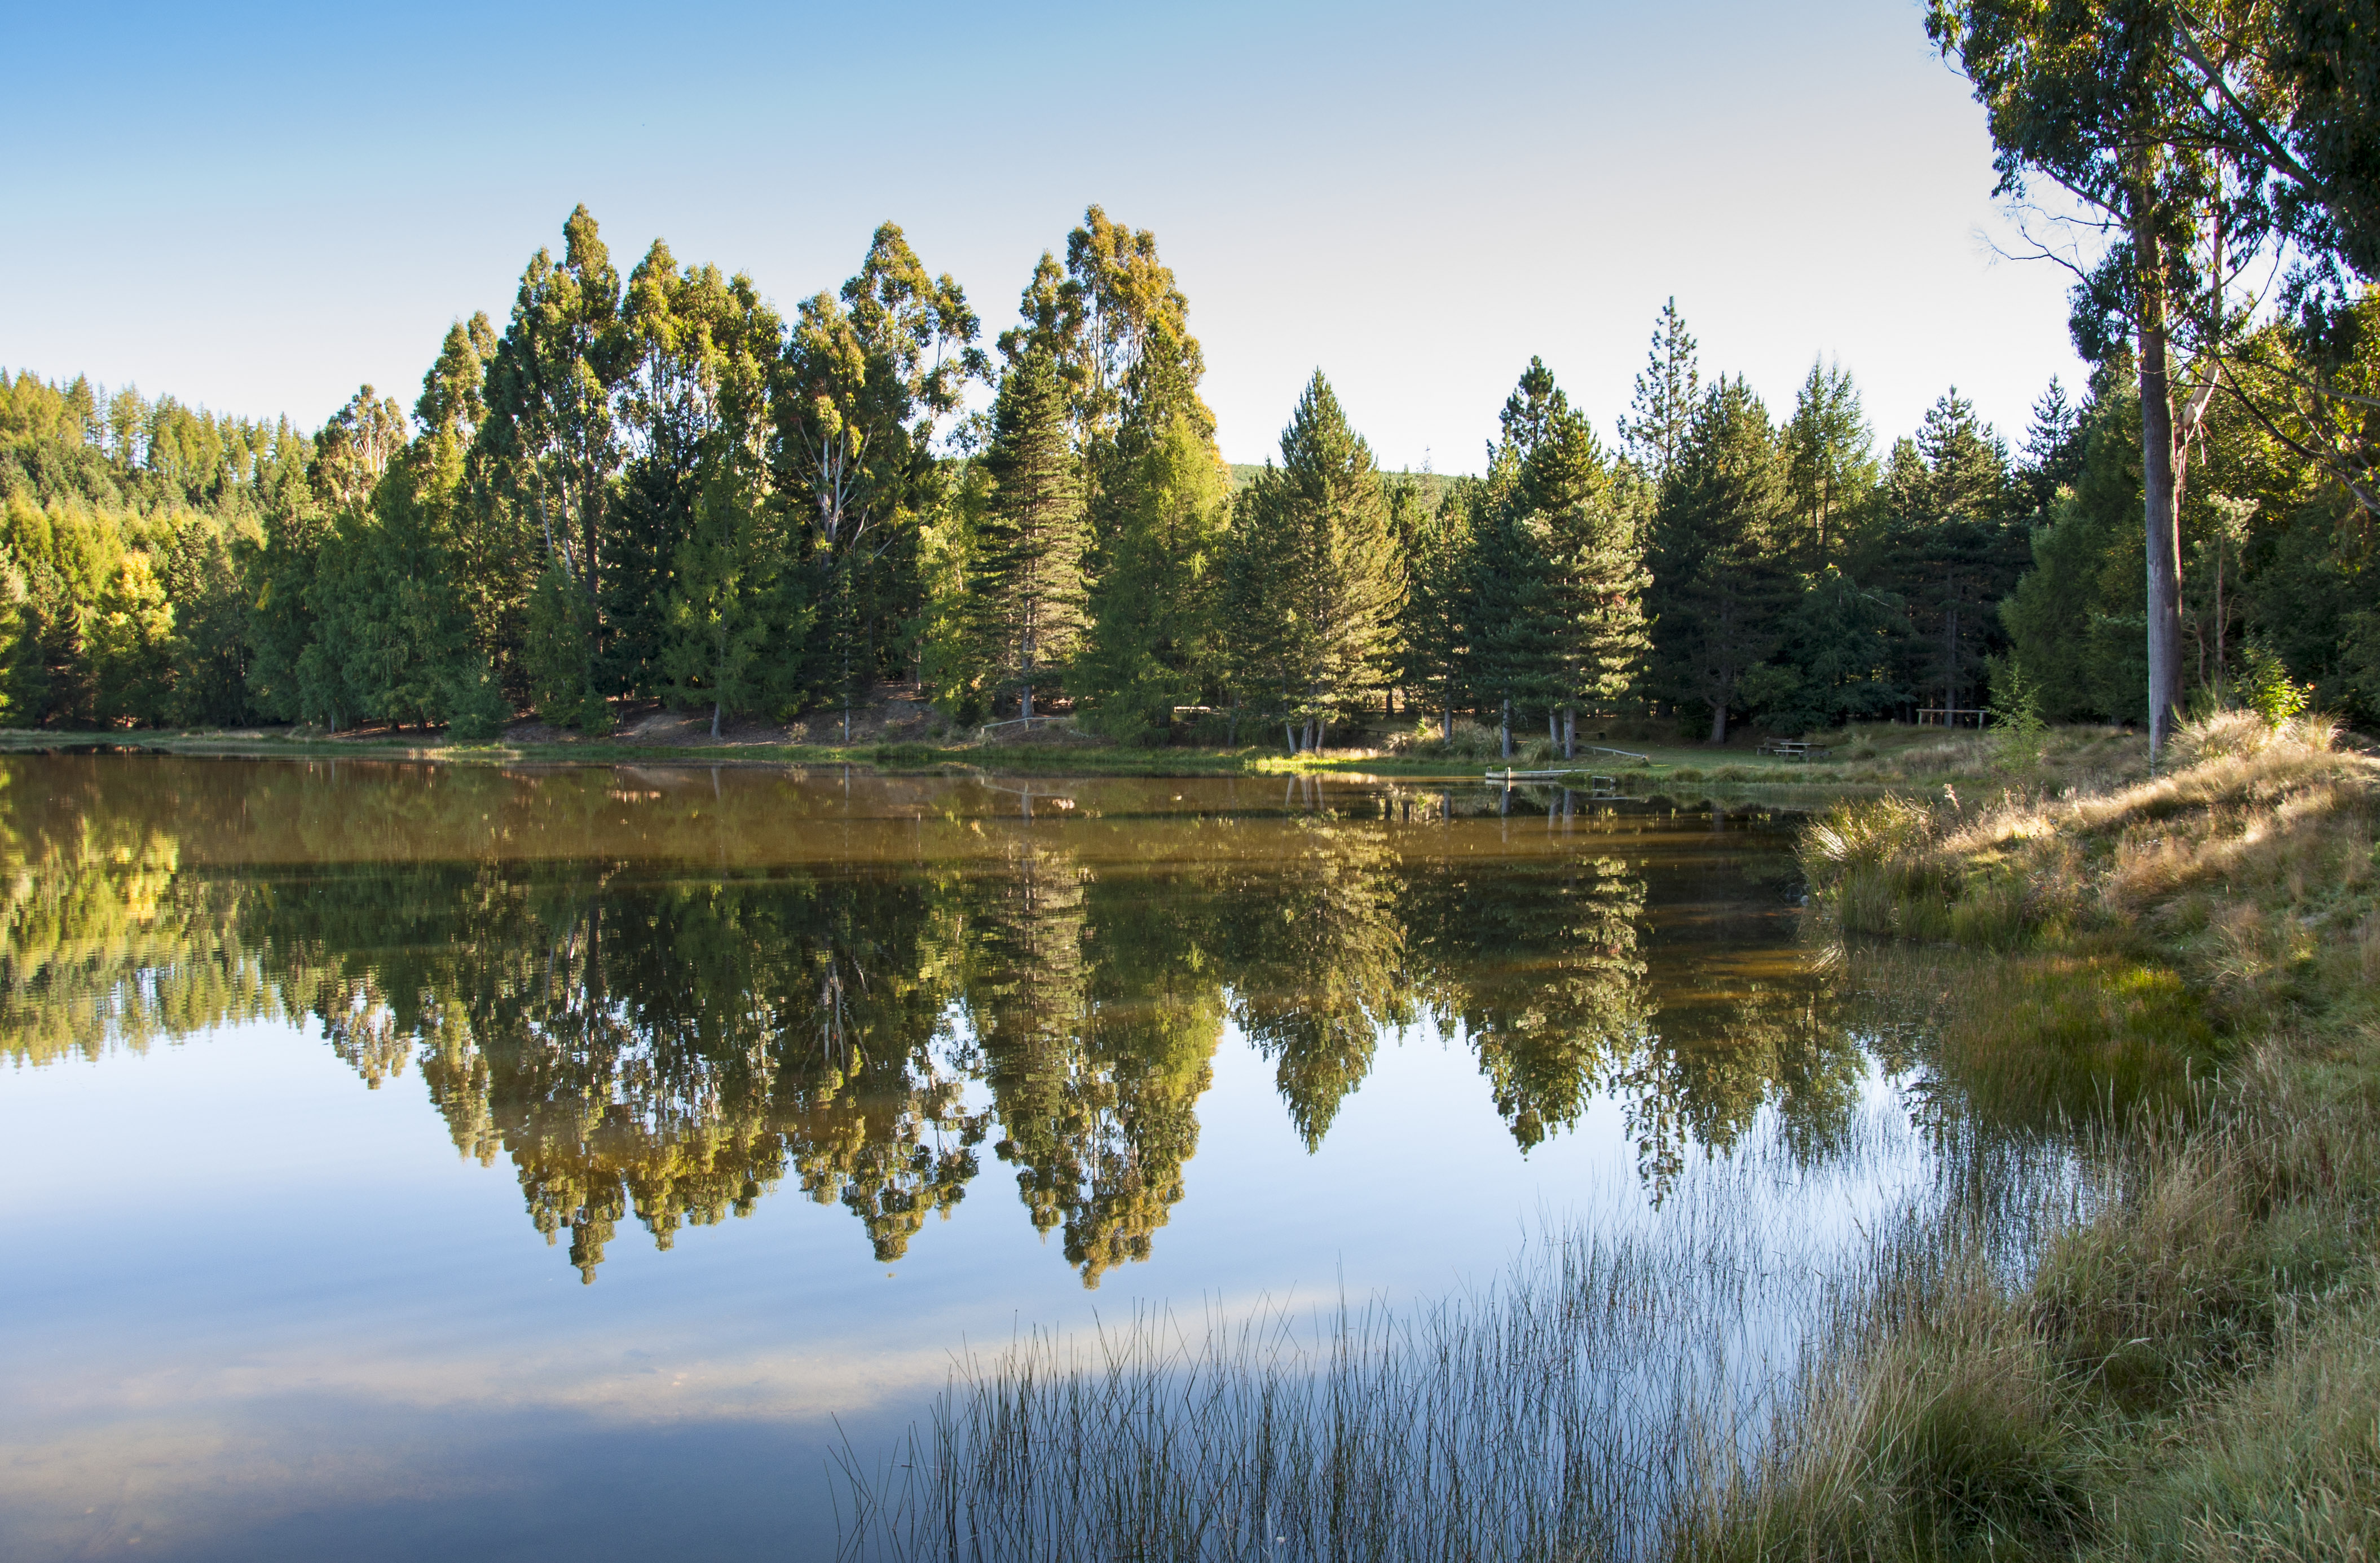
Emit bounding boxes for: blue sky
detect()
[3,0,2084,470]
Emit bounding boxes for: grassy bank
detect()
[1683,712,2380,1561]
[0,717,2158,799]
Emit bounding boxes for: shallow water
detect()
[2,757,1929,1561]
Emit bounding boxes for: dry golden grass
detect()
[1802,715,2380,1039]
[1706,716,2380,1563]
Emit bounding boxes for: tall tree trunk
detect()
[711,699,721,740]
[1708,697,1728,745]
[2137,224,2185,755]
[1500,698,1512,760]
[1562,705,1575,760]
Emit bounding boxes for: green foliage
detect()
[1986,651,2047,766]
[443,656,511,740]
[524,563,603,728]
[2236,643,2310,727]
[1648,376,1793,743]
[1219,373,1403,745]
[975,346,1086,719]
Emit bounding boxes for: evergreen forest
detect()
[6,200,2378,749]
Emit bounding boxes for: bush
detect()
[443,659,512,742]
[2237,645,2311,728]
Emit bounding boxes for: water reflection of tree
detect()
[7,759,1889,1282]
[1403,854,1652,1151]
[1616,973,1867,1195]
[0,768,270,1062]
[1216,818,1412,1149]
[966,835,1224,1287]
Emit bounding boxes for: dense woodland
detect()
[5,200,2378,747]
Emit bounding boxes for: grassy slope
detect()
[1685,713,2380,1562]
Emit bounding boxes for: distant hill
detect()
[1226,463,1468,511]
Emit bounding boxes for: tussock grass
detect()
[1677,1057,2380,1563]
[1707,713,2380,1563]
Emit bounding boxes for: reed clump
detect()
[1700,712,2380,1563]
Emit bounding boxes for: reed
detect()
[844,714,2380,1562]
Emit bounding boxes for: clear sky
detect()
[3,0,2083,472]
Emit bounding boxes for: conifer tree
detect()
[1395,485,1475,740]
[1616,298,1700,483]
[975,347,1087,721]
[1648,378,1792,743]
[1461,361,1653,758]
[1220,373,1403,750]
[1782,360,1876,571]
[1868,389,2022,718]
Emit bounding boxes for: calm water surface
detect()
[2,757,1926,1561]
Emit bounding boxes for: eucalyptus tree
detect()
[776,223,985,740]
[1925,2,2264,752]
[985,209,1221,740]
[477,205,630,729]
[636,253,803,738]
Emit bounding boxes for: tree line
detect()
[5,200,2377,744]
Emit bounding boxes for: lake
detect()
[1,756,1938,1560]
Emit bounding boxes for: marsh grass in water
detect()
[836,1109,2093,1563]
[847,714,2380,1563]
[1678,1054,2380,1563]
[1691,712,2380,1563]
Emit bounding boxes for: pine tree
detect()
[1648,378,1792,743]
[1071,410,1226,741]
[1869,389,2022,719]
[975,347,1087,720]
[1219,373,1403,750]
[1616,298,1700,483]
[1395,484,1474,740]
[1782,360,1876,571]
[1468,360,1651,757]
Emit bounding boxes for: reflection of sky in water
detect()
[0,761,1935,1561]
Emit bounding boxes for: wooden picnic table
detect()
[1756,740,1829,760]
